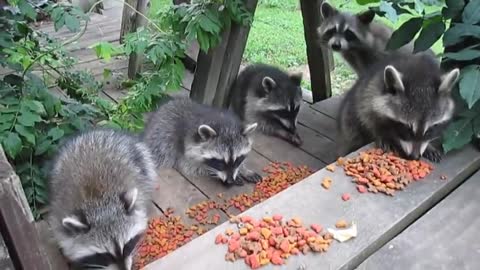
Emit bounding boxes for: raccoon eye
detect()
[234,155,247,167]
[344,29,358,41]
[206,158,226,171]
[323,28,336,39]
[72,252,115,268]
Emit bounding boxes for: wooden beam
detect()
[212,0,259,108]
[119,0,138,44]
[300,0,332,103]
[190,28,231,105]
[0,146,52,270]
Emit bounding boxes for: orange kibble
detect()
[215,234,224,245]
[326,164,336,172]
[335,219,349,229]
[279,239,290,253]
[261,228,272,239]
[239,228,248,235]
[321,177,332,189]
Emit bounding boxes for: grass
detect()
[148,0,443,96]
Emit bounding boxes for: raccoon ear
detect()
[62,215,89,234]
[384,65,405,94]
[262,77,276,93]
[289,72,303,86]
[198,124,217,141]
[321,2,338,19]
[243,123,258,136]
[357,10,375,24]
[121,188,138,214]
[439,68,460,94]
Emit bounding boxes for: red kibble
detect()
[310,224,323,233]
[341,193,351,201]
[357,185,367,193]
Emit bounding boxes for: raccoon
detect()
[47,129,158,270]
[142,97,261,185]
[338,53,459,162]
[229,64,303,146]
[317,2,431,75]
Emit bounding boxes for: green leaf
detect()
[15,124,35,145]
[444,49,480,61]
[462,0,480,25]
[442,117,474,152]
[0,113,15,124]
[18,0,37,20]
[459,65,480,109]
[473,116,480,134]
[34,139,51,156]
[103,68,112,79]
[443,23,480,46]
[379,2,398,23]
[2,132,22,158]
[413,19,445,53]
[442,0,465,19]
[356,0,380,4]
[17,111,41,127]
[21,100,46,115]
[64,14,81,32]
[387,17,423,51]
[47,127,64,141]
[90,42,122,61]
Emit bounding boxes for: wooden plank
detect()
[126,0,149,78]
[0,235,14,270]
[311,94,343,119]
[190,28,231,105]
[252,132,326,171]
[212,0,258,108]
[34,221,69,270]
[300,0,332,103]
[296,124,338,164]
[144,144,480,270]
[298,104,338,142]
[358,170,480,270]
[120,0,139,44]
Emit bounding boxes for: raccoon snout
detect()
[331,41,342,51]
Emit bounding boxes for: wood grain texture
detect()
[357,170,480,270]
[144,144,480,270]
[311,94,343,119]
[298,104,338,141]
[0,234,14,270]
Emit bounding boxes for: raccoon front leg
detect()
[238,164,262,183]
[423,144,443,163]
[271,128,303,146]
[376,139,395,153]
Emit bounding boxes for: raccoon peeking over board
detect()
[143,98,261,186]
[229,64,303,146]
[317,2,429,75]
[47,129,158,270]
[338,53,460,162]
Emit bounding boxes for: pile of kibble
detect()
[216,215,333,269]
[339,148,434,196]
[133,162,313,269]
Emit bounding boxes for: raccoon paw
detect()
[423,147,443,163]
[239,171,262,183]
[377,140,394,153]
[288,133,303,147]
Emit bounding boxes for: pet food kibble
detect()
[440,175,447,180]
[261,228,272,239]
[341,193,351,201]
[215,234,224,244]
[273,214,283,221]
[326,164,336,172]
[321,177,332,189]
[335,219,349,229]
[341,149,433,196]
[311,224,323,234]
[239,227,248,235]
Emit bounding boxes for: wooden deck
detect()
[4,2,480,270]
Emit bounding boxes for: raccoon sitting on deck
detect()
[229,64,303,146]
[47,129,158,270]
[338,53,459,162]
[143,97,261,186]
[317,2,433,76]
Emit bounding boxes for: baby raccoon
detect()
[318,2,422,75]
[229,64,303,146]
[47,129,158,270]
[338,53,459,162]
[143,97,261,186]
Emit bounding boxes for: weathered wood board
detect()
[144,144,480,270]
[0,235,14,270]
[311,94,343,119]
[357,170,480,270]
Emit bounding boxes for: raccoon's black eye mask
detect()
[205,155,246,171]
[271,106,300,119]
[344,29,358,42]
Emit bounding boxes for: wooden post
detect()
[0,146,52,270]
[300,0,332,103]
[190,28,231,105]
[212,0,259,108]
[120,0,149,79]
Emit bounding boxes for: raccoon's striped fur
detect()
[143,98,261,186]
[338,53,459,162]
[48,129,157,270]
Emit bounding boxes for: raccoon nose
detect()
[408,152,421,160]
[331,41,342,51]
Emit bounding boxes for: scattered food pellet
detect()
[328,222,357,242]
[341,148,433,196]
[321,177,332,190]
[440,175,447,180]
[217,215,334,269]
[326,164,336,172]
[335,219,349,229]
[341,193,351,201]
